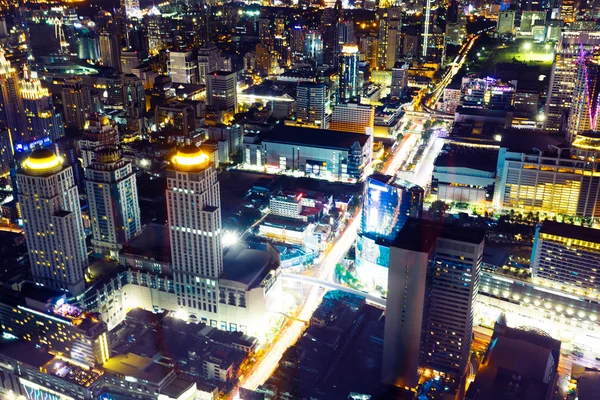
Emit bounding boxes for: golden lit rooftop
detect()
[342,44,359,54]
[22,149,64,175]
[171,146,209,171]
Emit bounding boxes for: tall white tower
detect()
[86,145,141,259]
[17,149,88,295]
[167,146,223,318]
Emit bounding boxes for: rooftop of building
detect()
[209,70,236,77]
[500,129,564,153]
[261,215,310,232]
[261,125,371,150]
[538,221,600,244]
[392,218,485,252]
[221,243,275,287]
[369,173,423,190]
[120,223,171,263]
[576,370,600,400]
[434,143,498,172]
[43,357,104,389]
[159,377,196,399]
[103,353,172,385]
[0,339,54,368]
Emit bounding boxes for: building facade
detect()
[206,71,237,114]
[16,150,88,295]
[86,145,141,259]
[330,103,374,134]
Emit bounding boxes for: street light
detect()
[523,42,532,51]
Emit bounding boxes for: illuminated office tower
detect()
[532,221,600,294]
[290,25,306,62]
[17,149,88,295]
[356,174,423,288]
[377,8,401,69]
[61,77,92,130]
[122,74,145,119]
[566,48,600,143]
[560,0,575,23]
[383,220,484,389]
[545,31,600,132]
[0,49,26,140]
[99,32,121,72]
[86,145,140,259]
[167,146,222,317]
[79,114,119,168]
[168,50,199,84]
[422,0,433,58]
[330,103,374,134]
[295,83,328,128]
[338,45,360,104]
[334,20,355,67]
[122,0,141,18]
[147,9,165,55]
[304,30,324,66]
[206,71,237,113]
[20,68,64,144]
[198,43,220,85]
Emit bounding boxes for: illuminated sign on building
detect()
[14,137,52,153]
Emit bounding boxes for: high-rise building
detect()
[147,10,166,55]
[168,50,198,84]
[86,145,141,259]
[330,103,374,134]
[545,31,600,132]
[0,126,12,175]
[290,25,306,62]
[382,219,484,389]
[198,44,220,85]
[295,83,328,128]
[122,74,145,119]
[532,221,600,294]
[123,0,141,18]
[17,149,88,295]
[391,62,408,98]
[566,48,600,143]
[206,71,237,113]
[496,11,517,36]
[20,69,64,144]
[99,32,122,72]
[356,175,423,288]
[338,45,360,104]
[304,30,324,66]
[167,146,223,318]
[560,0,575,23]
[0,49,26,141]
[61,77,92,130]
[79,114,119,168]
[334,20,355,67]
[377,8,401,69]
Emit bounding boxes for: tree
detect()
[430,200,449,221]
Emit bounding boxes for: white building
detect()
[496,11,517,36]
[86,145,141,259]
[206,71,237,113]
[79,114,119,168]
[270,193,302,219]
[17,149,88,295]
[168,50,199,84]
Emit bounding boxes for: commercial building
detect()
[256,125,373,181]
[86,145,141,259]
[99,32,121,72]
[531,221,600,295]
[198,44,220,85]
[496,10,517,36]
[330,103,374,134]
[338,45,360,104]
[0,49,26,139]
[206,71,237,114]
[168,50,199,84]
[566,47,600,143]
[16,149,88,295]
[0,286,110,367]
[78,114,119,168]
[377,7,401,69]
[545,31,600,132]
[61,77,93,130]
[465,318,560,400]
[460,77,515,110]
[270,192,303,219]
[493,132,600,218]
[304,30,324,66]
[432,143,497,204]
[356,174,423,288]
[391,62,408,99]
[295,83,328,128]
[383,219,484,389]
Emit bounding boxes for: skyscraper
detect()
[334,20,355,67]
[168,50,199,85]
[338,45,359,104]
[99,32,122,72]
[167,146,222,318]
[382,219,484,389]
[61,77,92,130]
[304,30,324,66]
[0,49,26,141]
[20,68,64,144]
[377,8,401,69]
[122,74,146,119]
[79,114,119,168]
[295,83,328,128]
[86,145,141,259]
[198,44,220,85]
[356,175,423,288]
[545,32,600,132]
[206,71,237,114]
[17,149,88,295]
[567,48,600,143]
